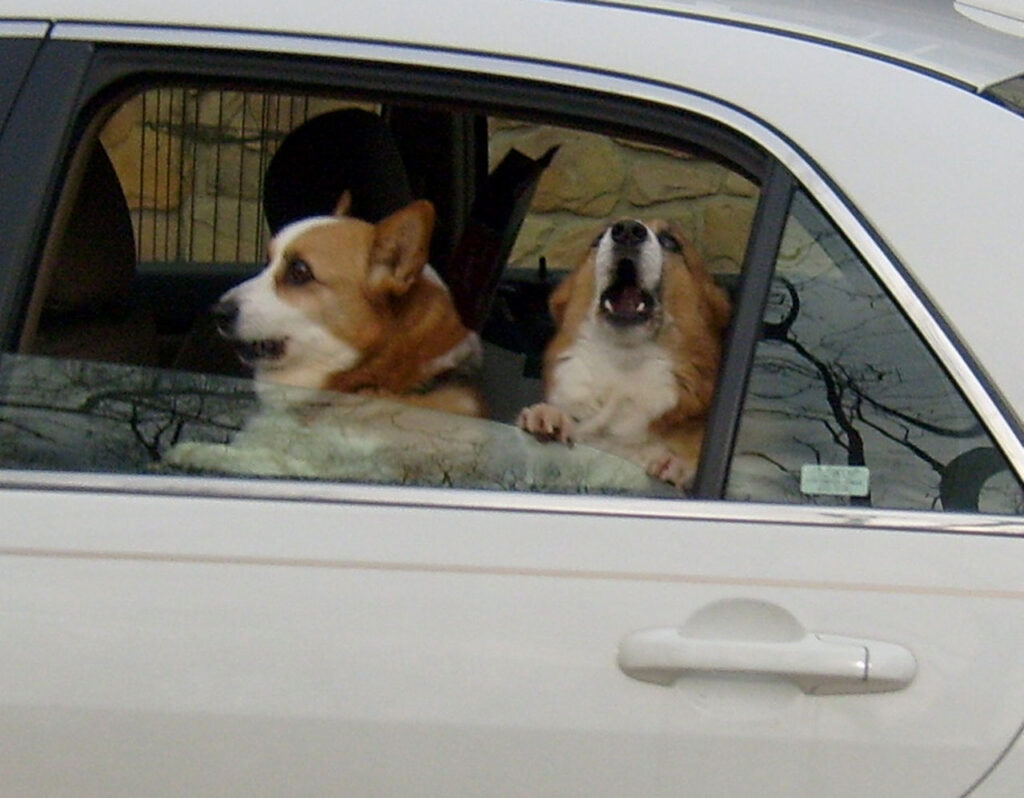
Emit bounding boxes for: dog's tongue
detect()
[611,285,646,315]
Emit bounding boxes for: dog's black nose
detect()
[211,299,238,333]
[611,220,647,247]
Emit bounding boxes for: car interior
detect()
[18,83,758,424]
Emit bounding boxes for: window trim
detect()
[2,467,1022,539]
[0,39,93,353]
[0,29,47,136]
[694,160,795,499]
[74,42,770,179]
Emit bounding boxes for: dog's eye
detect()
[657,232,681,253]
[283,259,315,286]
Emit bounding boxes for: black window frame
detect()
[0,37,793,500]
[0,34,45,135]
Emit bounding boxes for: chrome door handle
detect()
[618,627,916,695]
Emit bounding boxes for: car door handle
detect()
[618,627,916,695]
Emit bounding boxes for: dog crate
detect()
[101,87,373,271]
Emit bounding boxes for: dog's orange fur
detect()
[522,220,731,488]
[248,199,484,417]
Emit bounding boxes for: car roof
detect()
[9,0,1024,89]
[579,0,1024,87]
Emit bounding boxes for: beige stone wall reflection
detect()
[490,118,757,274]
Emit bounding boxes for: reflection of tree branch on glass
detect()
[755,277,1010,511]
[762,279,869,505]
[0,356,254,471]
[0,354,677,497]
[82,384,246,460]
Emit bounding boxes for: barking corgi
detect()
[517,218,731,489]
[213,194,484,417]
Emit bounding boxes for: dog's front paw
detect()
[646,450,695,491]
[517,403,575,445]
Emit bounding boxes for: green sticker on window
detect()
[800,465,871,497]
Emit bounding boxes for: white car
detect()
[2,1,1023,795]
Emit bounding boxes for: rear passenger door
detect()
[0,27,1022,798]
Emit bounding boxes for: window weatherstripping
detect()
[2,466,1023,538]
[695,159,794,499]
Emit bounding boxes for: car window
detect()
[726,189,1023,514]
[986,72,1024,117]
[1,80,758,499]
[7,67,1016,513]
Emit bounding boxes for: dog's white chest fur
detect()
[549,324,677,445]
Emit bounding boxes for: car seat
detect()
[24,141,160,365]
[174,107,417,376]
[262,107,415,231]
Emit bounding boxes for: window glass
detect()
[726,190,1023,514]
[986,72,1024,117]
[2,81,758,499]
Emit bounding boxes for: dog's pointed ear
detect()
[368,200,436,295]
[333,190,353,218]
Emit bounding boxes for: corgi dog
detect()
[213,194,484,417]
[517,218,731,489]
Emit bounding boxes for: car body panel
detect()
[578,0,1024,86]
[972,720,1024,796]
[20,0,1024,86]
[1,482,1023,795]
[0,2,1022,795]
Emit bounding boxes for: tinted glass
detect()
[726,190,1023,513]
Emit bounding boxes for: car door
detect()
[1,26,1023,798]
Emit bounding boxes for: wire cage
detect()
[101,87,369,270]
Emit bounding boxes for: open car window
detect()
[2,81,758,499]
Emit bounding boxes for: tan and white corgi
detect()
[213,194,484,417]
[517,218,731,489]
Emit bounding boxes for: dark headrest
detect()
[263,108,414,232]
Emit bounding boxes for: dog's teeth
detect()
[603,299,614,312]
[637,301,646,312]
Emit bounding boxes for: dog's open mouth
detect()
[232,338,288,364]
[599,258,656,326]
